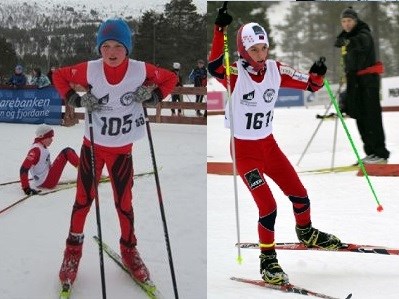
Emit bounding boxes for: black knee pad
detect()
[289,195,310,213]
[259,209,277,231]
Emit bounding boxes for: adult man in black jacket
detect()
[335,7,389,164]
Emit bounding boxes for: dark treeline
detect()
[207,1,399,84]
[0,0,206,83]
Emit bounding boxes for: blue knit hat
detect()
[96,18,133,55]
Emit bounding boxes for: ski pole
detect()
[222,1,243,265]
[323,78,383,212]
[143,106,179,299]
[0,178,33,187]
[87,110,107,298]
[297,56,345,167]
[296,101,334,166]
[331,110,339,169]
[0,194,32,215]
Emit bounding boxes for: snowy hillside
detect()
[0,120,206,298]
[208,106,399,299]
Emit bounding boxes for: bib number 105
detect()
[245,111,273,130]
[100,114,144,136]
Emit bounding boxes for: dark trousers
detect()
[355,86,390,159]
[171,94,182,114]
[195,95,204,114]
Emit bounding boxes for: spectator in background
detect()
[47,66,57,84]
[7,64,27,88]
[0,73,6,85]
[335,7,389,164]
[171,62,183,116]
[30,68,51,88]
[189,59,207,116]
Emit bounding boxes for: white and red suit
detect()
[20,133,79,191]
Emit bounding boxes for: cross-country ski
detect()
[236,242,399,256]
[231,277,352,299]
[93,236,162,299]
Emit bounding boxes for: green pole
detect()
[324,78,383,212]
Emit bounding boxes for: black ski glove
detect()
[23,187,41,195]
[65,90,101,112]
[132,85,162,107]
[215,3,232,27]
[309,57,327,76]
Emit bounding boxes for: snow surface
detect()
[1,103,399,299]
[207,106,399,299]
[0,119,206,298]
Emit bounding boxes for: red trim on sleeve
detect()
[208,26,238,92]
[144,63,177,99]
[277,61,309,90]
[53,62,89,99]
[208,26,225,67]
[20,147,40,189]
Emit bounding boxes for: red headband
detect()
[34,129,54,143]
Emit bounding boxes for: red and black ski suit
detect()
[53,58,177,247]
[208,25,325,249]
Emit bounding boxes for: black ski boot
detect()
[260,250,289,285]
[296,223,342,250]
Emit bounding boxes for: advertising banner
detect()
[381,76,399,107]
[276,88,304,108]
[0,86,62,125]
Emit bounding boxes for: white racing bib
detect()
[86,59,146,146]
[225,59,281,140]
[30,143,50,186]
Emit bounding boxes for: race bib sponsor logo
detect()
[240,90,257,107]
[263,88,275,103]
[120,92,135,106]
[98,94,109,105]
[243,90,255,100]
[244,169,265,190]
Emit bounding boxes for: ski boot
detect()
[59,233,84,285]
[260,250,289,285]
[296,223,342,250]
[120,241,150,283]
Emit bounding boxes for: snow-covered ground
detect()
[1,102,399,299]
[0,120,206,298]
[208,106,399,299]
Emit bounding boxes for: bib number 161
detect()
[245,111,273,130]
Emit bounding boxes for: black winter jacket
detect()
[335,20,380,118]
[335,20,376,75]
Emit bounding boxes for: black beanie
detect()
[340,7,358,20]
